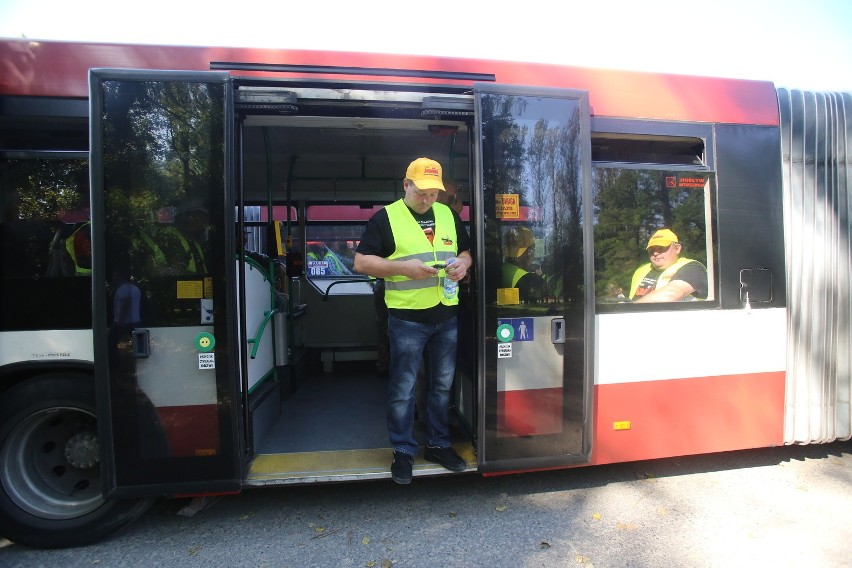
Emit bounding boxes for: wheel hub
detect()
[64,431,100,469]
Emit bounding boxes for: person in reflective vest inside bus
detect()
[65,222,92,275]
[137,226,206,274]
[501,225,547,303]
[629,228,707,302]
[134,207,209,276]
[354,157,472,485]
[306,242,350,276]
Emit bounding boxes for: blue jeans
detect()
[387,314,458,456]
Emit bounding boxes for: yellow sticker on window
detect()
[176,280,204,299]
[496,194,520,219]
[496,287,520,305]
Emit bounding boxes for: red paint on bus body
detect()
[591,371,786,465]
[0,38,779,126]
[498,387,564,437]
[156,404,220,458]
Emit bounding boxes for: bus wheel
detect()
[0,373,153,548]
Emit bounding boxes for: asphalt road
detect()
[2,439,850,568]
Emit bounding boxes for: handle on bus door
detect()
[131,329,150,358]
[551,318,565,344]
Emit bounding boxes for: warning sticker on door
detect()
[497,343,512,358]
[496,194,520,219]
[198,352,215,370]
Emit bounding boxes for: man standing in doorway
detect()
[354,157,472,484]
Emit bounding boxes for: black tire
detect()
[0,373,154,548]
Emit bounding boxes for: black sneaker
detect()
[424,445,467,472]
[391,451,413,484]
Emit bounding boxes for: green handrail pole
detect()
[247,309,276,359]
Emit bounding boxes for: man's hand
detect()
[403,259,440,280]
[634,279,695,303]
[354,251,472,282]
[445,253,471,282]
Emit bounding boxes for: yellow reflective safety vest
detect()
[384,200,458,309]
[139,227,206,273]
[65,222,92,275]
[501,263,528,288]
[629,257,703,300]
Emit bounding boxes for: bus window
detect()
[304,205,376,295]
[593,167,714,305]
[1,156,91,330]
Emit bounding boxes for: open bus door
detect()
[474,84,593,472]
[90,70,243,498]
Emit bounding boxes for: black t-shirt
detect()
[356,203,471,323]
[634,260,708,300]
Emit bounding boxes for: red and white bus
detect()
[0,38,849,548]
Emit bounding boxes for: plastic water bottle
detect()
[443,258,458,299]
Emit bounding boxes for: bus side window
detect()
[1,157,91,330]
[593,167,714,305]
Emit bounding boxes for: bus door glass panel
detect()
[90,70,241,496]
[475,84,592,471]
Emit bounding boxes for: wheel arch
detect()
[0,360,95,394]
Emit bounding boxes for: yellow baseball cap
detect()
[646,229,679,249]
[504,226,535,258]
[406,157,445,191]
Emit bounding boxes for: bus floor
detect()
[245,361,475,485]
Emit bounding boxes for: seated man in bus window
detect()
[629,229,707,302]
